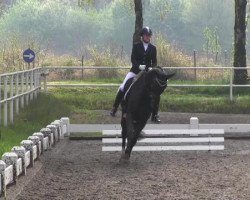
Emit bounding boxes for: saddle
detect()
[123,71,145,101]
[122,71,145,117]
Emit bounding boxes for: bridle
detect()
[155,77,168,88]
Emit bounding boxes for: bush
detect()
[87,46,126,78]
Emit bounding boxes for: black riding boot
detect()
[151,96,161,123]
[110,89,124,117]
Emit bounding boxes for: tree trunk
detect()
[234,0,248,84]
[133,0,143,45]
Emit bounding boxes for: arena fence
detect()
[0,68,43,126]
[44,66,250,101]
[1,66,249,126]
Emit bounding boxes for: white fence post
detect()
[15,74,19,114]
[21,72,24,108]
[30,70,34,101]
[25,72,29,106]
[0,68,41,126]
[4,76,8,126]
[34,69,38,99]
[10,75,14,124]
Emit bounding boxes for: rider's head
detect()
[141,26,152,43]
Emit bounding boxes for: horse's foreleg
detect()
[126,120,147,156]
[125,136,137,158]
[135,121,147,140]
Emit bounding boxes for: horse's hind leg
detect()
[121,114,127,154]
[119,113,129,164]
[119,113,135,163]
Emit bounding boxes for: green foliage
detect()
[155,33,192,67]
[78,0,94,8]
[203,26,221,55]
[0,0,241,57]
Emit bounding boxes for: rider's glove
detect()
[139,65,146,71]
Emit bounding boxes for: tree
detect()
[133,0,143,44]
[234,0,248,84]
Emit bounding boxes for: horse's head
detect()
[146,66,175,108]
[146,66,175,95]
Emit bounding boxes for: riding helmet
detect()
[141,26,152,36]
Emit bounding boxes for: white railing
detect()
[44,66,250,101]
[0,68,42,126]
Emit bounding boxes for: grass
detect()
[0,93,71,157]
[48,85,250,115]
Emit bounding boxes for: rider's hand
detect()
[139,65,146,71]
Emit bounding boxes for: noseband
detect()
[155,77,168,88]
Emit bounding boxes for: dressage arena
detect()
[2,113,250,200]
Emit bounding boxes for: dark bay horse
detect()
[120,67,175,163]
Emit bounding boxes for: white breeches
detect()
[119,72,136,92]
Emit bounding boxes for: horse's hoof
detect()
[119,158,130,165]
[119,154,130,165]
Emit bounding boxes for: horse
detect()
[120,66,175,163]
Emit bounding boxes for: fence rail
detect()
[1,65,249,127]
[0,68,42,126]
[44,66,250,101]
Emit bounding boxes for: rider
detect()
[110,26,161,123]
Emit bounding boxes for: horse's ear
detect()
[166,72,175,80]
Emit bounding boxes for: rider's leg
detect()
[110,72,136,117]
[110,89,124,116]
[151,95,161,123]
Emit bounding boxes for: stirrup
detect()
[151,115,161,123]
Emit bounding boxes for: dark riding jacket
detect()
[130,42,157,74]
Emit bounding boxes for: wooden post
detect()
[21,72,24,108]
[15,74,19,114]
[215,51,218,64]
[193,50,197,80]
[4,76,8,126]
[121,45,123,60]
[44,72,47,93]
[81,56,84,80]
[10,75,14,124]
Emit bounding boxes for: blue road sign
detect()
[23,48,35,63]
